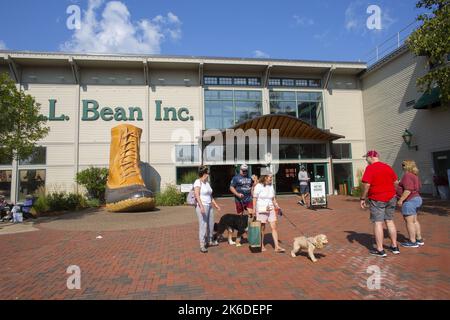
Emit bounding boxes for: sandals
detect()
[275,248,286,253]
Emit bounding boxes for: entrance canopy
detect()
[203,114,344,141]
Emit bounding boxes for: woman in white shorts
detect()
[252,174,285,253]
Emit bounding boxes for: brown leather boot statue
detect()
[105,124,155,212]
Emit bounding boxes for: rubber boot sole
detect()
[106,197,156,212]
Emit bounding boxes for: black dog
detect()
[213,214,249,246]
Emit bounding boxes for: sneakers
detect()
[416,238,425,246]
[401,241,419,248]
[200,247,208,253]
[297,200,305,206]
[389,246,400,254]
[208,240,219,247]
[370,249,387,257]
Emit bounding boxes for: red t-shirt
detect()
[396,172,421,201]
[362,162,397,202]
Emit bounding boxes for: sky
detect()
[0,0,426,62]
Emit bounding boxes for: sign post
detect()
[309,181,328,209]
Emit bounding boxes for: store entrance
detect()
[274,163,329,194]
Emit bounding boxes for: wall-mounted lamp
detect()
[402,129,418,151]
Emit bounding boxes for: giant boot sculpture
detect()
[105,124,155,212]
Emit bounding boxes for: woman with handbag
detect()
[253,174,285,253]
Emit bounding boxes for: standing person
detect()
[360,150,400,257]
[397,160,424,248]
[194,165,221,253]
[230,164,255,216]
[297,166,310,206]
[253,174,285,253]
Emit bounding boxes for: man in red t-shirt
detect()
[360,150,400,257]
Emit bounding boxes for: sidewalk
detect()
[0,195,448,300]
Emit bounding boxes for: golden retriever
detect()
[291,234,328,262]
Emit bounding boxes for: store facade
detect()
[0,51,367,201]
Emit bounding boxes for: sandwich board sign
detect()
[310,182,327,208]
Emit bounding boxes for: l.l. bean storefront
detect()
[0,51,368,202]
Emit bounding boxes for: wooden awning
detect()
[203,114,344,141]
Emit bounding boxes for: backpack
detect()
[186,189,197,206]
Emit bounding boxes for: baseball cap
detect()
[240,164,248,170]
[363,150,379,158]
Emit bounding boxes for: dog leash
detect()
[279,208,309,238]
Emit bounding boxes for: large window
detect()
[0,170,12,200]
[19,146,47,165]
[270,91,324,128]
[175,145,199,163]
[204,76,261,87]
[18,169,45,200]
[332,143,352,159]
[176,167,198,185]
[269,78,321,88]
[205,90,262,129]
[278,144,327,159]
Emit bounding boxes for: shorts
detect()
[235,200,253,214]
[299,184,309,194]
[369,196,396,222]
[256,210,277,223]
[402,196,422,216]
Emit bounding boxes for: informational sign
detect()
[310,182,327,207]
[180,184,193,193]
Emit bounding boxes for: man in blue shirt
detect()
[230,164,255,216]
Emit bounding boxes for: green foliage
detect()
[155,184,185,206]
[0,73,50,161]
[86,198,101,208]
[75,167,109,202]
[351,169,364,197]
[32,191,93,215]
[180,170,198,184]
[33,196,50,214]
[407,0,450,104]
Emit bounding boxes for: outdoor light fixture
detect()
[402,129,418,151]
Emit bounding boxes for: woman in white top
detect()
[194,165,221,253]
[252,174,285,253]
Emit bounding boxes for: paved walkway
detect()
[0,195,448,300]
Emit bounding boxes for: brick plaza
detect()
[0,195,448,300]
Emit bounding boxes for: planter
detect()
[437,185,450,200]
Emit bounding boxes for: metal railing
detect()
[361,20,421,66]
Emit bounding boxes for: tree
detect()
[407,0,450,104]
[0,72,49,162]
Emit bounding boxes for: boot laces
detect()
[118,128,139,184]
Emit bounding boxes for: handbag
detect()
[186,190,197,206]
[247,220,261,248]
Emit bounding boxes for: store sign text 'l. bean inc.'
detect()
[44,99,194,122]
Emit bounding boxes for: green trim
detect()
[414,87,441,109]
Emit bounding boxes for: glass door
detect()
[313,163,328,194]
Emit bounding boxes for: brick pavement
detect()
[0,195,448,300]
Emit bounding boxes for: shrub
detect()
[180,170,198,185]
[33,196,49,215]
[46,192,68,211]
[75,167,109,202]
[155,184,185,206]
[86,198,101,208]
[351,169,364,197]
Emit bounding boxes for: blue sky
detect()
[0,0,425,62]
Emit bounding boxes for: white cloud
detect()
[60,0,182,54]
[0,40,6,50]
[293,15,314,26]
[253,50,269,59]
